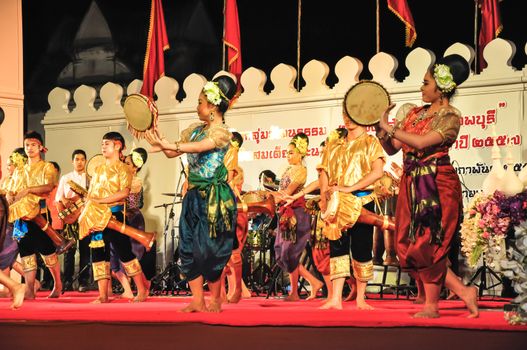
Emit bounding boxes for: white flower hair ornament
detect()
[203,81,230,106]
[131,151,144,168]
[433,64,456,93]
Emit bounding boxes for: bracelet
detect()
[175,141,181,153]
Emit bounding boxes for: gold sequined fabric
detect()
[352,259,374,282]
[78,160,131,239]
[8,160,57,222]
[42,253,59,267]
[180,122,232,148]
[323,133,385,189]
[400,105,461,157]
[21,254,37,272]
[92,261,111,281]
[123,258,142,277]
[330,255,351,280]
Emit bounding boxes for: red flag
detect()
[478,0,503,71]
[140,0,170,98]
[223,0,242,84]
[387,0,417,47]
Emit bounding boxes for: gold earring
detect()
[210,113,215,121]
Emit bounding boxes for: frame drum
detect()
[344,80,390,126]
[123,94,159,139]
[86,154,106,178]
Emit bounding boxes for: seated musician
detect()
[78,132,148,303]
[7,131,63,299]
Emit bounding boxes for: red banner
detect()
[387,0,417,47]
[478,0,503,71]
[223,0,242,85]
[140,0,170,98]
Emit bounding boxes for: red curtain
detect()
[387,0,417,48]
[140,0,170,98]
[224,0,242,85]
[478,0,503,71]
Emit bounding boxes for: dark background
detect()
[22,0,525,121]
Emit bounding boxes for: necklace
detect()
[412,108,438,126]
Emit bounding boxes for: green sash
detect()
[188,164,236,238]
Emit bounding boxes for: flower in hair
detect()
[203,81,229,106]
[131,151,144,168]
[293,137,308,156]
[9,152,27,168]
[230,139,240,149]
[433,64,456,93]
[327,129,340,143]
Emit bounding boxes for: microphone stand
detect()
[151,157,189,295]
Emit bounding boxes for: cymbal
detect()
[162,193,182,197]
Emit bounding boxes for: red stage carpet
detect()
[1,291,526,349]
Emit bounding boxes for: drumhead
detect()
[86,154,105,178]
[344,80,390,126]
[123,94,156,132]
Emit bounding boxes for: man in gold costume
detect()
[7,131,62,299]
[78,132,148,303]
[318,103,385,310]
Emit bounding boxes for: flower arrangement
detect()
[501,220,527,325]
[460,189,527,325]
[433,64,456,93]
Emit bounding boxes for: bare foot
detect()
[24,289,35,300]
[91,296,110,304]
[228,290,242,304]
[344,288,357,302]
[132,291,148,303]
[10,284,26,310]
[180,300,206,313]
[120,290,134,300]
[319,300,343,310]
[356,299,374,310]
[306,280,324,301]
[284,294,300,302]
[33,280,41,294]
[413,296,425,304]
[207,299,222,313]
[413,309,440,318]
[446,290,458,300]
[344,279,357,302]
[459,286,479,318]
[48,285,62,298]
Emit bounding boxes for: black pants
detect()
[63,232,91,285]
[329,201,375,263]
[140,241,157,280]
[91,213,136,264]
[17,219,55,257]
